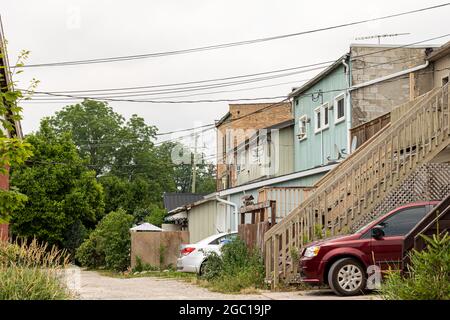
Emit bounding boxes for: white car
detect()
[177,232,237,274]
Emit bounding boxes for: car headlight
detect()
[303,246,320,258]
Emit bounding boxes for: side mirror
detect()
[371,226,385,240]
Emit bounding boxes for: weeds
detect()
[202,238,266,293]
[0,238,71,300]
[381,232,450,300]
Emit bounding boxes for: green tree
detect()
[48,100,124,176]
[0,50,35,222]
[10,120,105,251]
[49,103,177,214]
[76,209,133,271]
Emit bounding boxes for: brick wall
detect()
[0,173,9,190]
[0,224,8,241]
[0,170,10,241]
[216,102,292,190]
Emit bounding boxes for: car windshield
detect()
[354,221,374,234]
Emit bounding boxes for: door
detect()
[370,205,428,271]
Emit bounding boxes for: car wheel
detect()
[199,261,208,276]
[328,258,366,296]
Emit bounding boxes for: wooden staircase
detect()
[264,84,450,287]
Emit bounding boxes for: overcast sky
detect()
[2,0,450,154]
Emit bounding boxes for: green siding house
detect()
[291,55,350,172]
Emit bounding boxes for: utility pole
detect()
[191,133,198,193]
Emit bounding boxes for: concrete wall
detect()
[130,231,189,269]
[350,45,433,126]
[432,53,450,88]
[293,64,348,172]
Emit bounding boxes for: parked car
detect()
[177,232,237,274]
[299,201,439,296]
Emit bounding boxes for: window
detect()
[334,94,345,123]
[377,206,428,237]
[323,103,329,129]
[314,107,321,133]
[443,76,449,86]
[298,115,307,140]
[314,103,329,133]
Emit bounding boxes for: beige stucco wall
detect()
[130,231,189,269]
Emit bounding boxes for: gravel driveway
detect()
[71,269,379,300]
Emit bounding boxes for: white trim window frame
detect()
[314,106,322,134]
[298,115,308,141]
[322,102,330,130]
[334,93,346,124]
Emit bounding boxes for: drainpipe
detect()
[342,58,352,154]
[216,197,238,232]
[350,61,429,91]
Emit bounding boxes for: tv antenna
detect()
[355,33,411,45]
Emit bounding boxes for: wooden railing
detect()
[264,84,450,286]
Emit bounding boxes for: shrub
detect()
[76,209,134,271]
[0,238,71,300]
[381,232,450,300]
[132,256,158,273]
[203,238,265,293]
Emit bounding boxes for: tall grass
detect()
[202,238,266,293]
[381,232,450,300]
[0,238,72,300]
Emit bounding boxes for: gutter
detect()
[349,61,429,91]
[215,197,238,233]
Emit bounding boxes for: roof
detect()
[427,40,450,62]
[165,211,188,222]
[163,192,207,212]
[265,118,294,130]
[289,54,348,98]
[215,102,290,128]
[130,223,162,232]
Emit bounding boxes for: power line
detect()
[27,62,332,94]
[21,33,450,104]
[26,65,326,101]
[15,3,450,68]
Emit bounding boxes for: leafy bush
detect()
[202,238,265,293]
[0,238,71,300]
[381,232,450,300]
[76,209,134,271]
[132,256,158,273]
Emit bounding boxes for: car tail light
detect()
[181,247,195,256]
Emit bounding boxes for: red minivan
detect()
[299,201,438,296]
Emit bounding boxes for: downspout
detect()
[350,61,429,91]
[342,57,352,154]
[216,197,238,233]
